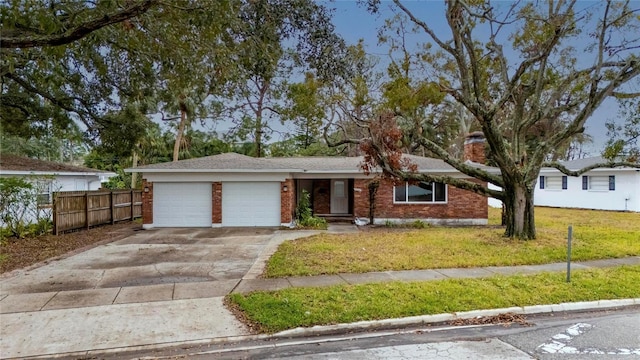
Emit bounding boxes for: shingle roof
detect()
[130,152,497,174]
[261,154,463,172]
[0,154,108,174]
[133,152,295,171]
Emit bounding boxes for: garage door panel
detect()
[154,183,211,227]
[222,182,280,227]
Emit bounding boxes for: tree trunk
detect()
[368,180,379,224]
[502,181,536,240]
[173,108,187,162]
[131,150,139,189]
[255,115,262,157]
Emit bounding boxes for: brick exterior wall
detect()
[353,179,373,218]
[212,182,222,224]
[353,178,487,221]
[142,179,153,225]
[281,179,295,224]
[312,179,331,214]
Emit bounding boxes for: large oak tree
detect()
[340,0,640,240]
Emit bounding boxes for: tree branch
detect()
[542,160,640,176]
[5,72,96,128]
[415,137,504,187]
[1,0,158,48]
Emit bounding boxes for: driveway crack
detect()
[153,264,165,276]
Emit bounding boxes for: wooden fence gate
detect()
[53,190,142,235]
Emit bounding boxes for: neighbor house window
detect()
[394,181,447,203]
[582,175,615,191]
[539,176,567,190]
[37,182,52,206]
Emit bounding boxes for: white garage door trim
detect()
[222,182,281,227]
[153,182,212,227]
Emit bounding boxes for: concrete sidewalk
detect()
[232,256,640,294]
[1,223,638,359]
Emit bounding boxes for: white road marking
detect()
[537,323,640,355]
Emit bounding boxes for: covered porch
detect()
[295,179,355,220]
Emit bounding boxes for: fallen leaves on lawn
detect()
[1,222,139,274]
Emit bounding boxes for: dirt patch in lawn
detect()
[0,222,141,275]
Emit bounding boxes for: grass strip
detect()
[266,208,640,277]
[228,265,640,333]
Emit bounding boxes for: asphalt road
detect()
[110,307,640,360]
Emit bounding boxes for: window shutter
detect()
[609,176,615,191]
[539,176,545,189]
[562,176,567,190]
[582,176,588,190]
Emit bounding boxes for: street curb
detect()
[11,298,639,360]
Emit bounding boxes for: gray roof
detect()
[263,154,464,172]
[129,152,495,174]
[132,152,297,171]
[0,154,110,174]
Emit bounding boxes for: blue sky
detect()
[325,0,629,154]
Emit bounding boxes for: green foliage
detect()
[409,220,429,229]
[30,218,53,237]
[0,177,34,238]
[229,265,640,333]
[295,190,313,221]
[295,190,327,229]
[1,0,238,151]
[283,73,326,149]
[0,177,54,239]
[0,122,88,163]
[221,0,348,157]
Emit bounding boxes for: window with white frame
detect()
[36,181,52,206]
[582,175,615,191]
[539,176,567,190]
[394,181,447,203]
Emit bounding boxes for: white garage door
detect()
[222,182,281,226]
[153,183,212,227]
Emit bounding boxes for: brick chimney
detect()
[463,131,486,164]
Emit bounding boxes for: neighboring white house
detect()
[0,154,115,224]
[535,156,640,212]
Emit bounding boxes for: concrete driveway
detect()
[1,227,276,301]
[0,227,323,359]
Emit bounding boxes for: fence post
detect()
[130,190,134,220]
[110,191,115,224]
[566,225,572,283]
[53,193,58,235]
[85,192,90,230]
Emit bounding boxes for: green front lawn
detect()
[265,207,640,277]
[229,265,640,333]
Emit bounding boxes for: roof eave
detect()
[1,170,114,176]
[125,168,301,173]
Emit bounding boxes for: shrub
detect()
[0,177,34,238]
[410,220,429,229]
[0,176,56,239]
[384,220,397,228]
[295,190,327,229]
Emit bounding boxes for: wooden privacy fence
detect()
[53,190,142,235]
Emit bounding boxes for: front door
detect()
[330,179,348,214]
